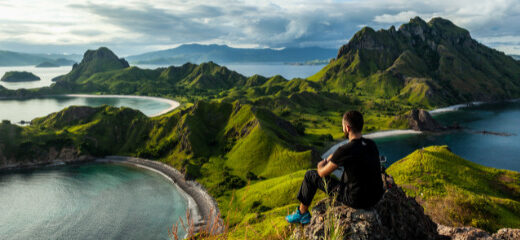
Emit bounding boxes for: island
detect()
[1,71,40,82]
[36,61,60,68]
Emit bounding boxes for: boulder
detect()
[438,225,520,240]
[292,182,443,240]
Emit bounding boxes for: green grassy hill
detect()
[387,145,520,232]
[2,105,520,238]
[0,102,325,239]
[309,17,520,107]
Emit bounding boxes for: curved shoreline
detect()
[96,156,223,237]
[63,94,180,117]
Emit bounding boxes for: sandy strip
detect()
[364,129,422,139]
[428,101,485,115]
[96,156,223,237]
[63,94,180,117]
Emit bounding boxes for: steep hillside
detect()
[47,47,248,95]
[310,17,520,107]
[387,145,520,232]
[53,47,130,83]
[0,101,319,177]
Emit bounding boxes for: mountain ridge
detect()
[126,43,336,65]
[0,50,80,66]
[310,16,520,107]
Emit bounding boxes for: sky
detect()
[0,0,519,56]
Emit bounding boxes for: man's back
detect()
[330,137,384,209]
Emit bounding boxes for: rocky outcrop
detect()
[438,225,520,240]
[0,146,93,170]
[292,182,442,240]
[408,109,445,131]
[291,174,520,240]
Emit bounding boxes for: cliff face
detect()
[311,17,520,107]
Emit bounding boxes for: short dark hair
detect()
[343,110,363,133]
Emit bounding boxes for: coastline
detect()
[321,100,502,159]
[96,156,224,236]
[63,94,180,117]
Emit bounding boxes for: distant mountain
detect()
[126,44,336,65]
[512,54,520,60]
[36,58,75,68]
[309,17,520,107]
[0,50,80,67]
[36,62,59,68]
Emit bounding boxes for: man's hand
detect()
[317,159,327,168]
[317,154,333,168]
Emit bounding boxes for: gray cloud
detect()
[1,0,520,55]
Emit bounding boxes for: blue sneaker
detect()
[286,207,311,224]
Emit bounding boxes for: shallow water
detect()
[0,163,188,240]
[323,101,520,171]
[0,95,173,123]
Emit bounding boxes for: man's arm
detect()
[317,155,339,177]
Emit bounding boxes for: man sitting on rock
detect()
[286,110,385,224]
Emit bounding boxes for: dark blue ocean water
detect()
[323,101,520,172]
[0,163,188,240]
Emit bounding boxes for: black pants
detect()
[297,169,345,206]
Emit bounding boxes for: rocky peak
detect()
[337,27,389,58]
[399,16,430,41]
[53,47,129,82]
[80,47,129,68]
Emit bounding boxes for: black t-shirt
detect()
[329,137,384,209]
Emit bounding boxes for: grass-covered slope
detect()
[310,17,520,107]
[387,145,520,232]
[53,47,129,83]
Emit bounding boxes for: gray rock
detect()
[408,109,445,131]
[292,182,442,240]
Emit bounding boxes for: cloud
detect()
[374,11,423,23]
[0,0,520,55]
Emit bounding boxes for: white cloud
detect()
[374,11,422,23]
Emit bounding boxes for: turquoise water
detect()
[0,66,72,90]
[0,95,173,123]
[0,163,188,240]
[323,101,520,172]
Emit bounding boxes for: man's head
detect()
[342,110,363,139]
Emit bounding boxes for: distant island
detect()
[1,71,40,82]
[126,44,337,65]
[36,61,59,68]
